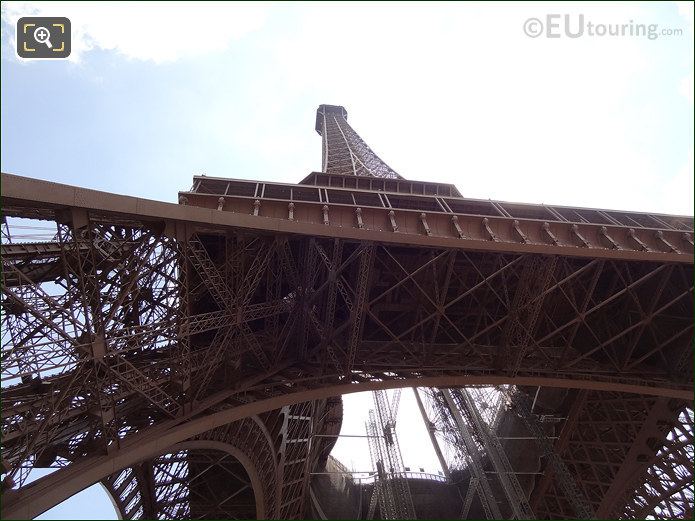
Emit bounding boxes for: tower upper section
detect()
[315,104,403,180]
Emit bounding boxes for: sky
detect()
[1,1,693,518]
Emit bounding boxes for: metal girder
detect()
[365,390,416,519]
[441,388,502,519]
[504,388,595,519]
[390,388,402,425]
[105,448,257,520]
[97,407,335,521]
[2,222,692,516]
[5,173,694,264]
[496,255,557,376]
[276,403,314,518]
[316,104,403,179]
[596,398,687,517]
[531,390,693,520]
[457,388,535,519]
[460,477,479,519]
[315,239,345,372]
[412,388,451,480]
[528,389,589,514]
[620,406,694,519]
[1,103,693,520]
[344,243,375,376]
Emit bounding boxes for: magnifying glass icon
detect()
[33,26,53,49]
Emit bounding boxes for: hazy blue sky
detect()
[2,1,693,518]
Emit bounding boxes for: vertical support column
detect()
[460,477,479,519]
[503,388,595,519]
[458,389,535,519]
[442,389,502,520]
[345,243,375,377]
[366,390,417,519]
[412,388,451,480]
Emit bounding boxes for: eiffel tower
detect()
[1,104,692,519]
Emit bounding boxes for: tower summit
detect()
[315,103,403,179]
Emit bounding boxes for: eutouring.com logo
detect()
[523,14,683,40]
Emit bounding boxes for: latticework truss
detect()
[1,104,693,520]
[365,390,416,519]
[316,104,403,179]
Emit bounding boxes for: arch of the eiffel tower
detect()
[1,104,693,519]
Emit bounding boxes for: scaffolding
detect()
[420,387,537,519]
[453,388,535,519]
[439,389,502,519]
[501,387,595,519]
[365,390,416,519]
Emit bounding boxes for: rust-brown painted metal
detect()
[3,172,692,264]
[1,104,693,520]
[531,391,692,520]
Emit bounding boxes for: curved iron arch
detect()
[3,373,691,520]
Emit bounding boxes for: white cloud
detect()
[1,1,269,63]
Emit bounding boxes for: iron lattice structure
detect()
[317,105,403,179]
[365,389,416,520]
[1,104,693,519]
